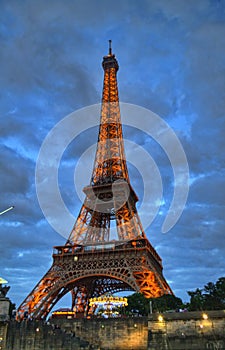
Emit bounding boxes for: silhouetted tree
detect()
[149,294,183,313]
[125,293,149,316]
[187,277,225,311]
[187,288,204,311]
[124,293,183,315]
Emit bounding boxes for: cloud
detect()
[0,0,224,307]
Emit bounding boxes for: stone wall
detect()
[1,311,225,350]
[1,320,96,350]
[0,322,8,350]
[50,311,225,350]
[0,299,10,321]
[51,317,148,350]
[147,310,225,350]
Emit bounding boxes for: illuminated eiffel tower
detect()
[17,41,173,320]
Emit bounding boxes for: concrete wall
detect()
[1,311,225,350]
[147,310,225,350]
[0,322,8,350]
[51,317,148,350]
[0,299,10,322]
[1,320,95,350]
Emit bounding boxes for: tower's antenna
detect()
[109,39,112,55]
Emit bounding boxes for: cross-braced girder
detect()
[17,239,172,320]
[17,43,173,321]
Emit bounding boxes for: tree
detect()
[125,293,149,316]
[149,294,183,313]
[187,288,204,311]
[124,293,183,315]
[215,277,225,304]
[187,277,225,311]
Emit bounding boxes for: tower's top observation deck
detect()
[102,40,119,72]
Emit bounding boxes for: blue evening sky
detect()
[0,0,224,307]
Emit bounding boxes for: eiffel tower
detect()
[17,41,173,320]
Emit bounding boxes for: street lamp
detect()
[158,315,164,322]
[0,206,14,216]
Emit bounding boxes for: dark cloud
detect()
[0,0,224,307]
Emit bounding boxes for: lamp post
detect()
[0,206,14,216]
[149,301,153,314]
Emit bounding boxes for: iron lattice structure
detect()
[17,42,173,320]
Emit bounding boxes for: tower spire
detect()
[91,44,125,184]
[109,39,112,55]
[68,46,140,244]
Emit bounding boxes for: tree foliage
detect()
[187,277,225,311]
[149,294,183,313]
[123,277,225,315]
[124,293,183,315]
[124,293,149,316]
